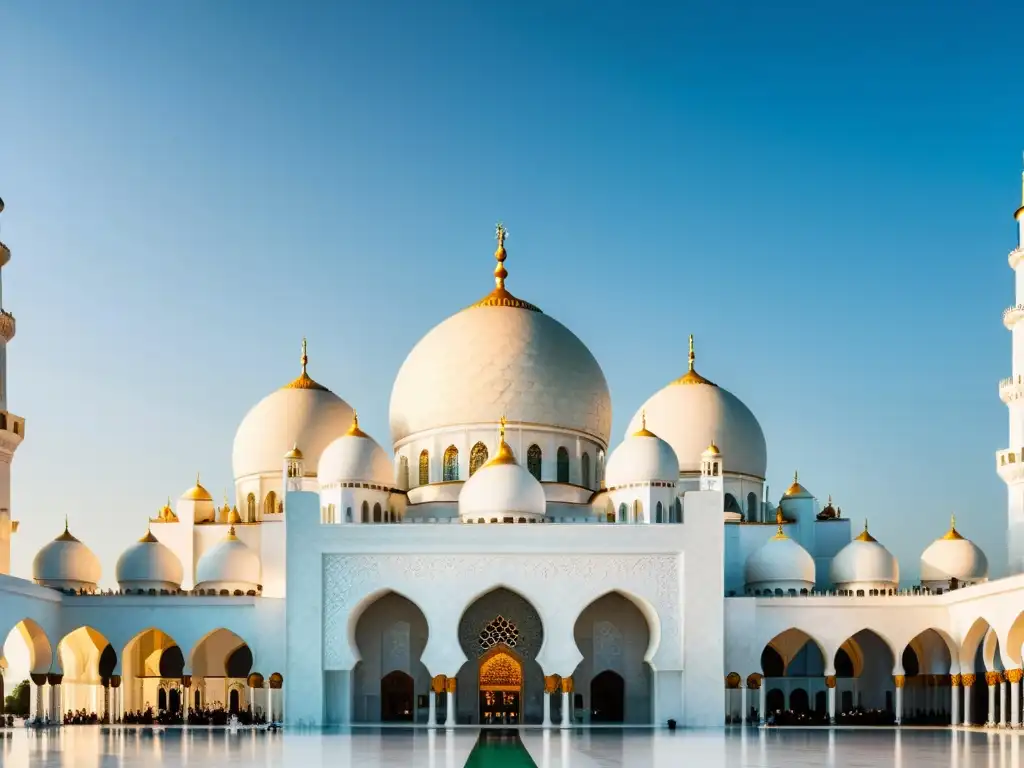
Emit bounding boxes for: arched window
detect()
[246,493,255,522]
[443,445,459,481]
[655,501,663,523]
[345,507,352,523]
[264,491,277,517]
[361,501,369,523]
[469,442,489,476]
[618,503,628,523]
[674,497,682,523]
[418,450,429,486]
[633,500,643,523]
[556,447,570,483]
[373,503,382,523]
[724,493,741,517]
[581,452,591,488]
[328,503,336,523]
[747,492,757,522]
[527,444,542,480]
[400,456,409,489]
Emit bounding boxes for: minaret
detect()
[0,198,25,575]
[1000,168,1024,574]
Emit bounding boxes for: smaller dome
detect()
[817,495,837,521]
[920,515,988,587]
[744,523,816,593]
[116,528,184,591]
[783,471,812,499]
[459,421,546,522]
[181,475,213,502]
[284,444,304,460]
[32,520,102,592]
[605,416,679,487]
[317,413,393,486]
[703,442,721,456]
[195,527,261,592]
[830,522,899,590]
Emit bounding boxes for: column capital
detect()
[181,674,193,687]
[725,672,741,689]
[893,674,905,689]
[544,675,560,694]
[824,675,836,689]
[985,670,1002,686]
[961,673,976,686]
[560,676,574,694]
[445,678,457,693]
[746,673,762,690]
[29,672,46,686]
[1006,668,1024,684]
[110,674,121,688]
[46,673,62,685]
[951,673,962,687]
[430,675,447,694]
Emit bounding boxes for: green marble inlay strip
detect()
[464,729,538,767]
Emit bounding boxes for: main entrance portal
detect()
[478,648,522,725]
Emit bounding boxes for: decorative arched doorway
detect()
[381,670,414,722]
[229,688,240,714]
[590,670,625,723]
[478,647,523,725]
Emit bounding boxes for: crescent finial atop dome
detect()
[466,224,542,313]
[487,414,518,466]
[282,337,329,391]
[674,334,716,386]
[943,513,964,540]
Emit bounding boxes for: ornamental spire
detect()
[688,334,695,372]
[499,413,506,443]
[301,337,308,375]
[494,223,508,290]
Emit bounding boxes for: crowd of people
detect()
[64,710,102,725]
[119,705,268,726]
[761,707,898,726]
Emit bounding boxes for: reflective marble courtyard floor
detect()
[0,726,1020,767]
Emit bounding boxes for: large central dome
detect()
[390,228,611,446]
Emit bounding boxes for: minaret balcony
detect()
[0,310,14,343]
[1010,247,1024,270]
[0,410,24,455]
[999,376,1024,403]
[1004,304,1024,329]
[997,448,1024,483]
[0,242,9,268]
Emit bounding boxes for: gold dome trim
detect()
[771,508,788,539]
[464,224,542,314]
[284,443,304,460]
[783,470,809,497]
[55,516,79,543]
[854,519,877,543]
[672,335,717,386]
[281,338,330,391]
[139,526,159,543]
[182,473,213,502]
[942,513,965,541]
[346,411,369,438]
[705,441,721,455]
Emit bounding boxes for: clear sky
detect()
[0,0,1019,585]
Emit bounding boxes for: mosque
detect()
[2,190,1024,731]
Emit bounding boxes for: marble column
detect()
[962,674,975,726]
[740,684,748,725]
[894,675,904,725]
[999,676,1008,728]
[268,688,275,723]
[826,676,836,724]
[429,675,445,729]
[542,676,557,728]
[560,677,573,729]
[986,673,997,727]
[102,681,110,723]
[182,675,192,725]
[1007,670,1022,729]
[29,674,45,722]
[759,681,767,724]
[445,678,456,728]
[951,675,961,726]
[47,674,62,724]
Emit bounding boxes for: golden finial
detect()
[64,514,69,533]
[300,337,308,375]
[794,470,798,483]
[196,472,200,486]
[943,513,964,540]
[855,518,877,543]
[773,507,786,538]
[633,409,656,437]
[494,223,508,289]
[345,410,368,438]
[227,524,237,538]
[688,335,695,371]
[828,494,832,505]
[951,512,956,528]
[499,414,507,443]
[675,334,715,386]
[485,414,517,466]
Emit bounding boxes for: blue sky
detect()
[0,0,1019,581]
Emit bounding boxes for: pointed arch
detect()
[418,450,430,486]
[581,452,591,488]
[373,502,382,523]
[246,493,256,522]
[188,627,251,678]
[4,619,53,674]
[264,490,277,516]
[556,447,570,483]
[361,501,370,523]
[527,445,542,481]
[443,445,460,481]
[470,442,489,476]
[760,628,827,676]
[655,501,664,524]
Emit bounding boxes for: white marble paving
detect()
[0,726,1021,767]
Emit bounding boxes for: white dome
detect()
[920,520,988,586]
[195,528,261,592]
[626,339,766,478]
[458,438,547,522]
[232,342,353,481]
[32,524,101,591]
[830,526,899,589]
[744,530,816,592]
[116,530,184,591]
[605,423,679,487]
[389,247,611,447]
[317,415,393,486]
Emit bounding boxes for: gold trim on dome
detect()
[772,508,788,539]
[485,415,518,467]
[182,474,213,502]
[55,516,79,543]
[139,525,158,544]
[783,470,808,497]
[705,441,721,455]
[673,334,717,386]
[346,411,369,438]
[228,506,242,525]
[282,338,330,391]
[284,443,304,460]
[153,497,179,523]
[633,410,657,438]
[855,519,877,543]
[942,513,964,541]
[465,224,543,313]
